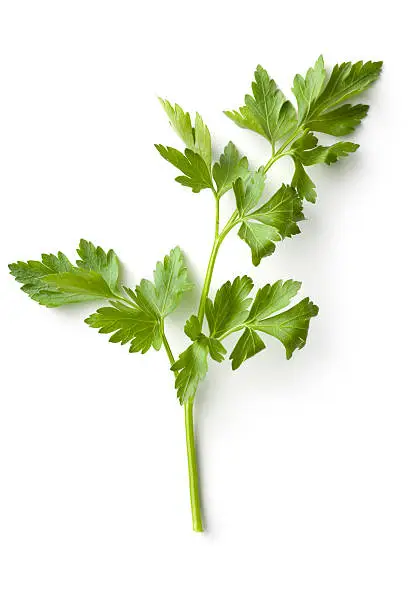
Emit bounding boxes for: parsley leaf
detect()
[230,328,266,371]
[212,142,249,197]
[305,103,369,136]
[155,145,214,193]
[234,181,305,265]
[9,243,119,307]
[87,247,192,353]
[85,301,162,353]
[159,99,212,168]
[248,184,304,238]
[294,57,382,133]
[289,133,359,202]
[233,172,265,216]
[76,239,120,292]
[290,133,359,165]
[206,276,253,338]
[291,158,317,203]
[172,334,226,404]
[238,222,280,266]
[253,297,319,359]
[224,65,297,147]
[229,280,318,368]
[292,55,326,124]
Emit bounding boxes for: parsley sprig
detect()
[9,56,382,532]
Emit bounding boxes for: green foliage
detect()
[10,56,381,531]
[155,145,213,193]
[9,243,119,307]
[86,246,192,353]
[225,65,297,147]
[292,55,326,124]
[206,276,253,338]
[229,280,318,368]
[212,142,249,197]
[234,182,304,264]
[158,99,212,168]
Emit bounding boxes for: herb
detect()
[9,56,382,532]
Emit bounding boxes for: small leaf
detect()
[206,276,254,338]
[292,55,327,123]
[230,328,266,371]
[155,145,213,193]
[253,297,319,359]
[85,302,161,353]
[248,280,302,321]
[76,239,120,291]
[152,246,193,317]
[158,100,212,167]
[248,184,304,238]
[238,221,280,266]
[305,103,369,136]
[291,158,317,203]
[171,338,209,404]
[9,247,117,307]
[158,99,195,149]
[212,142,249,197]
[229,280,318,368]
[184,314,201,341]
[233,171,265,216]
[225,65,297,145]
[292,136,359,166]
[310,60,383,118]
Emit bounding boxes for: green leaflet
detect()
[224,65,297,146]
[291,133,359,166]
[248,184,304,239]
[289,132,359,202]
[172,335,226,404]
[238,222,280,266]
[230,280,318,368]
[87,247,193,354]
[305,103,369,136]
[85,302,162,353]
[9,243,119,307]
[253,298,319,359]
[158,99,212,168]
[155,145,214,193]
[76,239,120,292]
[212,142,249,197]
[291,158,317,203]
[206,276,254,338]
[310,60,383,118]
[230,328,266,371]
[233,172,265,216]
[235,181,305,265]
[292,57,382,136]
[248,280,302,320]
[292,55,327,124]
[152,246,193,317]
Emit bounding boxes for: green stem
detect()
[161,324,175,365]
[184,397,203,532]
[263,126,305,174]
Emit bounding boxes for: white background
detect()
[0,1,407,610]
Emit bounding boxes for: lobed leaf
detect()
[155,145,213,193]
